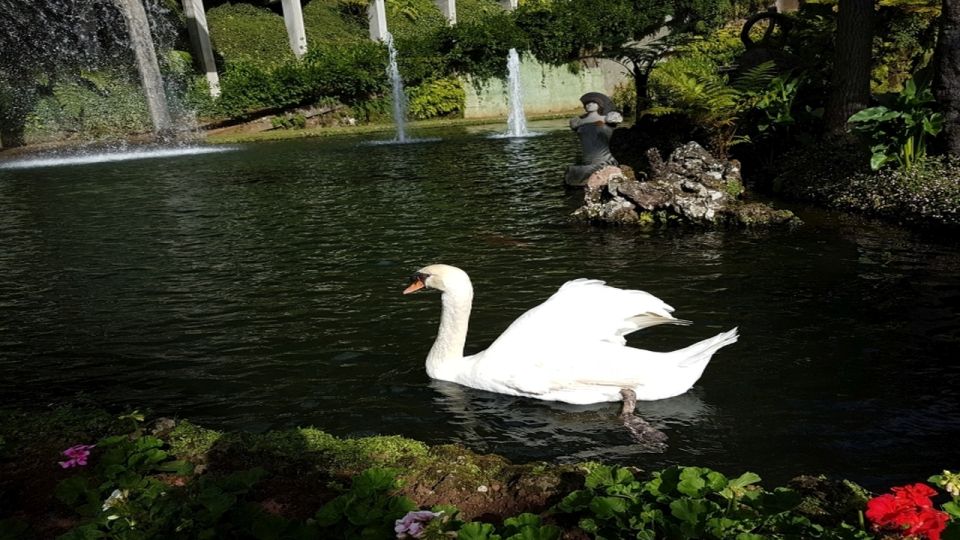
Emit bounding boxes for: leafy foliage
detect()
[314,468,417,539]
[555,464,872,539]
[30,409,960,540]
[407,78,466,119]
[25,73,154,141]
[646,61,802,157]
[848,78,943,170]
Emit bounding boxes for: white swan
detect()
[403,264,738,405]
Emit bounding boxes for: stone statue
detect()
[564,92,623,186]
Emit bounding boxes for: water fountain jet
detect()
[505,48,529,137]
[489,48,539,140]
[361,33,439,145]
[385,33,409,143]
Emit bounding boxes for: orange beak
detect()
[403,279,425,294]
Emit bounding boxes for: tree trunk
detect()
[934,0,960,156]
[824,0,874,133]
[632,64,650,125]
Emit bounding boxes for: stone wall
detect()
[463,56,626,118]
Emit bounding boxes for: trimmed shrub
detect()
[206,3,293,70]
[407,77,465,119]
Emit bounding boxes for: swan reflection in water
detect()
[428,379,715,463]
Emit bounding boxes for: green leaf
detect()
[578,517,598,533]
[504,513,542,529]
[156,459,194,475]
[755,487,801,513]
[556,490,592,512]
[728,472,761,490]
[344,497,386,526]
[589,496,630,519]
[198,486,237,519]
[458,522,502,540]
[943,501,960,519]
[315,497,347,527]
[55,476,92,506]
[923,114,944,135]
[352,468,399,496]
[505,525,561,540]
[677,468,708,497]
[870,152,890,171]
[585,466,615,490]
[848,106,887,123]
[669,498,711,525]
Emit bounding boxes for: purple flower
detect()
[395,510,440,539]
[59,444,95,469]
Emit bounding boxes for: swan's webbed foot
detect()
[619,388,637,418]
[619,388,668,452]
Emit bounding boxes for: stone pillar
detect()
[369,0,387,41]
[281,0,307,57]
[182,0,220,97]
[775,0,800,12]
[499,0,517,10]
[114,0,174,137]
[436,0,456,25]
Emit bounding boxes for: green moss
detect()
[723,179,745,198]
[166,420,223,460]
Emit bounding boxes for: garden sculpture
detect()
[565,92,623,186]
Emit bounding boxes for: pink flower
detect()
[58,444,95,469]
[395,510,440,539]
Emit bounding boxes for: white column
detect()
[182,0,220,97]
[436,0,456,25]
[369,0,387,41]
[281,0,308,57]
[115,0,173,136]
[499,0,517,10]
[775,0,800,12]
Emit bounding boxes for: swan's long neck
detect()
[426,284,473,380]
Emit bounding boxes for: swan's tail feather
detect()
[626,313,692,332]
[676,327,739,367]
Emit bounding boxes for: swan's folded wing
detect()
[484,278,683,357]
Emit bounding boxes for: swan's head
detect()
[403,264,472,295]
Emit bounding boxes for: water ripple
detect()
[1,125,959,488]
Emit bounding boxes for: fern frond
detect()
[732,61,777,93]
[642,106,681,117]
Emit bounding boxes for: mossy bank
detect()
[4,406,957,539]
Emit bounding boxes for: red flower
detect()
[892,483,938,508]
[866,493,907,526]
[865,483,949,540]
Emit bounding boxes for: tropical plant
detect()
[848,78,944,170]
[645,61,796,157]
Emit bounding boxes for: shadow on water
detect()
[1,124,959,489]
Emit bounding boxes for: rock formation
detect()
[573,141,800,227]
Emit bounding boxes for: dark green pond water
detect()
[1,120,958,489]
